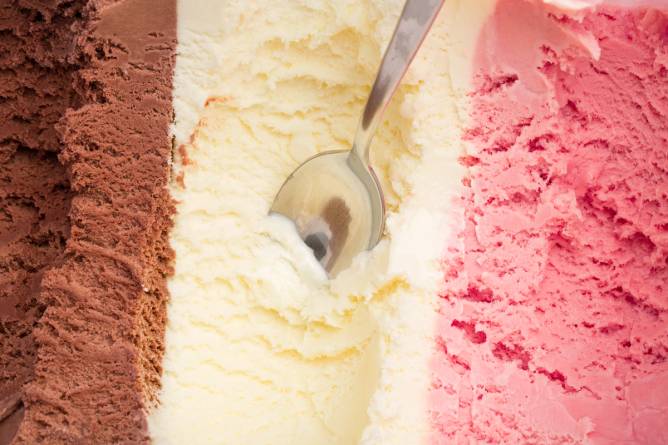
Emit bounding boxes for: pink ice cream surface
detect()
[431,2,668,444]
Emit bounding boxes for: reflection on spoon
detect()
[270,0,445,277]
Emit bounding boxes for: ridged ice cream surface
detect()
[1,0,666,443]
[431,1,668,443]
[149,1,492,444]
[148,0,668,444]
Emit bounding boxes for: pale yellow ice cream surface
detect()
[149,1,494,444]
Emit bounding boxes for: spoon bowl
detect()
[270,0,444,276]
[270,151,384,277]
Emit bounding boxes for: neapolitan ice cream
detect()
[1,0,666,444]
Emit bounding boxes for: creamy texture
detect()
[150,1,492,444]
[0,0,177,443]
[151,1,668,444]
[431,1,668,444]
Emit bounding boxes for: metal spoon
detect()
[270,0,444,277]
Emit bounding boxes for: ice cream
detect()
[1,0,176,443]
[152,0,668,444]
[1,0,667,444]
[149,1,471,443]
[431,1,668,443]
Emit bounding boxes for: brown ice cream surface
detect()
[0,0,176,443]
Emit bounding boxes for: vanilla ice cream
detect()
[149,1,668,444]
[149,1,491,444]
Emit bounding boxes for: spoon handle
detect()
[350,0,444,165]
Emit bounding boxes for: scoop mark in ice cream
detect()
[0,394,23,445]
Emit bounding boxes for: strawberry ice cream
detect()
[431,1,668,443]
